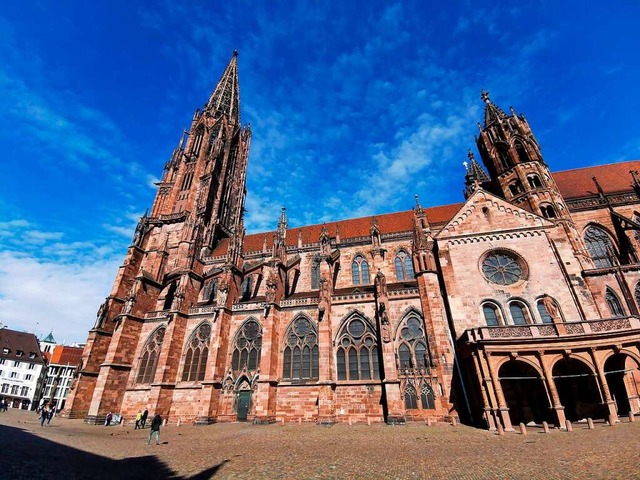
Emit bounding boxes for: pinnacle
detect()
[481,90,508,127]
[207,52,240,124]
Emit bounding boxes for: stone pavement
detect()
[1,409,639,479]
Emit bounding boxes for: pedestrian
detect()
[105,412,113,426]
[134,410,142,430]
[147,413,162,445]
[141,408,148,428]
[47,407,54,425]
[39,406,48,427]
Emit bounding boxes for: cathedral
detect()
[64,52,640,430]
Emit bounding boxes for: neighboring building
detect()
[0,328,47,409]
[41,344,83,411]
[63,53,640,430]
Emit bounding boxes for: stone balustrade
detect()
[467,316,640,343]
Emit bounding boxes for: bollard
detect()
[496,422,505,436]
[519,422,527,435]
[587,418,594,429]
[298,417,302,425]
[565,420,573,432]
[163,418,167,426]
[281,418,285,426]
[348,417,352,426]
[426,417,433,427]
[451,417,457,427]
[121,418,125,427]
[542,421,550,433]
[367,417,371,426]
[177,418,181,427]
[629,411,635,423]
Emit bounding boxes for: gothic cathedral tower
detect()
[64,52,251,421]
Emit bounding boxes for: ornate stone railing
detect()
[281,297,319,308]
[188,305,219,315]
[467,316,640,343]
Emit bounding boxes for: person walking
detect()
[47,407,54,425]
[104,412,113,426]
[134,410,142,429]
[39,406,48,427]
[141,408,148,428]
[147,413,162,445]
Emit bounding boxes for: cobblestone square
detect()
[1,409,639,479]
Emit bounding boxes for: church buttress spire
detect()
[207,51,240,124]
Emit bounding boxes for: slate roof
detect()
[0,328,45,364]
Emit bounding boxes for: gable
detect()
[436,189,552,239]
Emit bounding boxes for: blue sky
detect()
[1,1,639,343]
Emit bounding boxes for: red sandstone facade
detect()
[64,54,640,429]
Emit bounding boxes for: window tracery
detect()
[136,327,166,384]
[181,323,211,382]
[606,289,625,318]
[351,255,370,285]
[231,319,262,373]
[395,250,415,281]
[336,315,379,380]
[282,317,319,380]
[584,225,618,268]
[481,251,525,285]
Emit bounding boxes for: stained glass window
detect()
[231,320,262,372]
[483,304,500,326]
[136,327,166,384]
[352,255,370,285]
[336,316,379,380]
[181,323,211,382]
[282,317,319,380]
[584,226,617,268]
[395,250,415,281]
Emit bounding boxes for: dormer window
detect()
[2,348,9,354]
[16,350,24,357]
[29,352,37,359]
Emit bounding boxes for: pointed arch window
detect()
[282,317,319,380]
[404,383,418,409]
[584,225,618,268]
[497,146,511,170]
[241,276,253,301]
[136,327,166,384]
[207,124,221,156]
[515,140,530,163]
[199,278,218,304]
[336,316,379,380]
[396,313,432,370]
[162,282,178,310]
[508,301,531,325]
[395,250,415,281]
[606,289,625,318]
[540,204,556,219]
[231,319,262,373]
[311,259,320,290]
[181,323,211,382]
[482,302,502,326]
[352,255,370,285]
[191,125,204,158]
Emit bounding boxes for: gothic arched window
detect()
[351,255,370,285]
[509,301,531,325]
[606,289,625,318]
[336,315,379,381]
[241,276,253,301]
[482,302,502,326]
[162,282,178,310]
[497,147,511,170]
[191,125,204,157]
[395,250,415,281]
[404,383,418,409]
[584,225,617,268]
[207,123,221,156]
[508,179,524,196]
[136,327,166,384]
[198,278,217,304]
[396,313,431,370]
[421,383,436,409]
[515,140,530,163]
[181,323,211,382]
[311,259,320,290]
[282,317,319,380]
[231,319,262,373]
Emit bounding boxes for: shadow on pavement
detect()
[0,424,227,479]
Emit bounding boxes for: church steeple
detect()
[206,50,240,125]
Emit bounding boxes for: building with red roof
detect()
[64,56,640,432]
[0,328,46,410]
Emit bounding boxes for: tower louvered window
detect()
[351,255,370,285]
[394,250,415,281]
[584,226,618,268]
[231,320,262,373]
[181,323,211,382]
[336,316,379,380]
[191,125,204,157]
[136,327,166,384]
[282,317,319,380]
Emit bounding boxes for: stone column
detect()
[589,349,618,425]
[483,351,513,431]
[471,351,496,430]
[537,352,566,427]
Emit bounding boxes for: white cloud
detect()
[0,250,120,344]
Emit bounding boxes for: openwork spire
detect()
[207,50,240,124]
[465,150,490,184]
[481,90,508,126]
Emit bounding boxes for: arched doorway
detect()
[235,378,252,422]
[553,358,602,421]
[499,360,552,425]
[604,354,640,416]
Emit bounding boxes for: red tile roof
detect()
[209,161,639,257]
[553,160,640,199]
[50,345,83,366]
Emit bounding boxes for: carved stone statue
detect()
[318,276,330,321]
[379,301,391,343]
[216,280,229,307]
[265,271,278,304]
[375,269,387,298]
[542,294,560,323]
[94,298,109,329]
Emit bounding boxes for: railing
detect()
[467,316,640,343]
